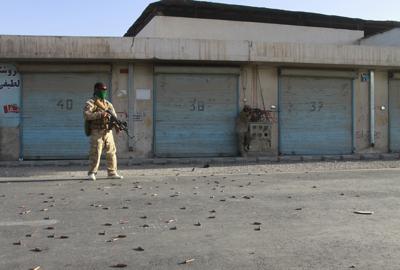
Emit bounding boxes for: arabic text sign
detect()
[0,64,21,127]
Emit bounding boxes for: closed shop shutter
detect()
[22,72,110,159]
[389,75,400,152]
[279,70,354,155]
[155,69,238,157]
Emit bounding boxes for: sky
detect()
[1,0,400,37]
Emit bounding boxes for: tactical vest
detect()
[85,99,110,136]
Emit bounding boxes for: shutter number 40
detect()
[57,99,73,110]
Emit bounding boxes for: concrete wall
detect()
[360,28,400,46]
[353,70,389,154]
[136,16,364,45]
[131,64,154,158]
[3,35,400,68]
[239,66,278,155]
[0,127,19,160]
[110,64,129,158]
[0,62,394,160]
[374,71,389,152]
[110,63,154,159]
[354,69,371,151]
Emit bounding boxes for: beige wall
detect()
[361,28,400,46]
[0,128,19,160]
[354,70,389,153]
[239,65,278,155]
[110,63,154,159]
[0,62,395,161]
[354,69,370,151]
[374,71,389,152]
[110,64,129,158]
[4,35,400,69]
[137,16,364,45]
[131,64,154,158]
[241,66,391,156]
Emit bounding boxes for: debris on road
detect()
[19,210,31,215]
[181,258,195,264]
[133,246,145,251]
[110,263,127,268]
[354,211,374,215]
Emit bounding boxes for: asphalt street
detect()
[1,161,400,270]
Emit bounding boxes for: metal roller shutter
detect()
[389,76,400,152]
[22,72,110,159]
[279,70,353,155]
[155,70,238,157]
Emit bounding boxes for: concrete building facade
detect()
[1,0,400,161]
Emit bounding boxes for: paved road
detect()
[1,161,400,270]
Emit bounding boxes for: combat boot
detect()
[108,173,124,179]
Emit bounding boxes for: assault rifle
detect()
[94,99,134,139]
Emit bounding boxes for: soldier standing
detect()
[83,82,123,181]
[236,105,252,156]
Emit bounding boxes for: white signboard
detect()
[136,89,151,100]
[0,64,21,127]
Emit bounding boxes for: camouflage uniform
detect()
[236,108,251,156]
[83,98,118,176]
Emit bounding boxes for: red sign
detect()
[3,104,20,113]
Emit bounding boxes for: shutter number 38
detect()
[190,99,205,111]
[57,99,73,110]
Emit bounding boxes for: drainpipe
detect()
[128,63,134,151]
[369,70,375,147]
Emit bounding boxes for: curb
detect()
[1,154,399,168]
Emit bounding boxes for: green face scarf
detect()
[95,90,108,100]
